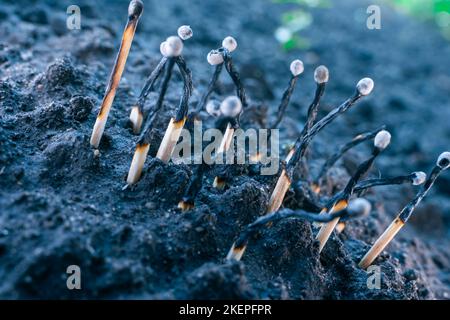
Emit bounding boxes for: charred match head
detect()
[342,198,371,220]
[207,50,225,65]
[220,96,242,118]
[437,151,450,170]
[206,100,222,117]
[314,65,329,84]
[374,130,391,151]
[160,36,184,57]
[356,77,374,96]
[412,171,427,186]
[177,25,193,40]
[222,36,238,52]
[290,59,304,77]
[128,0,144,19]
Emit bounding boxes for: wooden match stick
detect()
[312,125,386,192]
[226,198,371,261]
[354,171,426,193]
[271,59,304,129]
[90,0,143,148]
[156,55,193,163]
[315,130,391,252]
[266,169,291,213]
[359,151,450,269]
[212,96,242,189]
[178,163,207,212]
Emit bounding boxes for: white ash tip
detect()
[205,100,222,117]
[437,151,450,170]
[222,36,237,52]
[374,130,391,150]
[207,50,224,65]
[93,149,100,158]
[412,171,427,185]
[160,36,183,57]
[290,59,304,77]
[347,198,371,218]
[177,25,193,40]
[314,65,329,84]
[128,0,144,17]
[220,96,242,118]
[356,77,374,96]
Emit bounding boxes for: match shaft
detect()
[213,123,235,189]
[226,243,247,261]
[315,200,348,252]
[90,17,140,148]
[358,218,404,269]
[266,169,291,214]
[127,143,150,184]
[156,117,186,163]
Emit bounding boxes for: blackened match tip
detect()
[207,50,224,65]
[374,130,391,150]
[347,198,372,218]
[177,25,193,40]
[357,77,374,96]
[437,151,450,170]
[220,96,242,118]
[290,59,304,77]
[412,171,427,185]
[128,0,144,18]
[314,65,329,84]
[222,36,238,52]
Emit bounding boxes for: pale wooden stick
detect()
[358,218,404,269]
[126,143,150,185]
[213,123,235,189]
[315,199,349,252]
[266,169,292,214]
[226,242,246,261]
[156,117,186,163]
[90,1,143,148]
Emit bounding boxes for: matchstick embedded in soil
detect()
[178,163,207,212]
[226,198,371,261]
[359,151,450,269]
[312,125,386,193]
[315,130,391,252]
[126,33,193,184]
[90,0,143,148]
[212,96,243,189]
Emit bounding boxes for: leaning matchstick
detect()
[213,96,243,189]
[267,76,371,215]
[312,125,386,192]
[315,130,391,252]
[222,38,248,108]
[90,0,143,148]
[271,60,304,129]
[156,54,193,163]
[354,171,426,193]
[358,151,450,269]
[178,163,207,211]
[226,198,371,261]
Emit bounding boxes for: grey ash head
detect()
[374,130,391,150]
[344,198,372,220]
[220,96,242,118]
[128,0,144,19]
[356,77,374,96]
[437,152,450,170]
[412,171,427,185]
[314,65,329,84]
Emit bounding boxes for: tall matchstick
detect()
[226,198,371,261]
[212,96,243,189]
[90,0,143,148]
[315,130,391,252]
[358,152,450,269]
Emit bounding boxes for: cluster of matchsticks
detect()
[88,1,450,270]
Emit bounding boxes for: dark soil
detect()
[1,0,449,299]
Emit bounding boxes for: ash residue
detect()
[1,0,450,300]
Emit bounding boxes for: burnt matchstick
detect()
[90,0,144,148]
[212,96,243,189]
[312,125,386,193]
[126,38,193,184]
[178,163,207,212]
[226,198,371,261]
[315,130,391,252]
[129,26,192,134]
[287,77,374,174]
[358,152,450,269]
[354,171,427,193]
[271,60,304,129]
